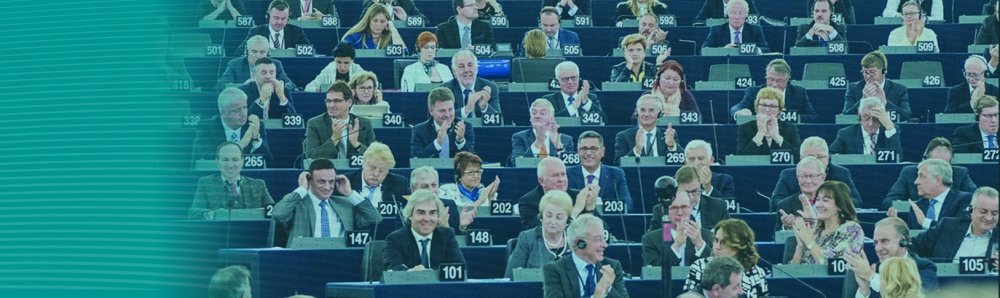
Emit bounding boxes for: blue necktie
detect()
[818,36,828,47]
[584,264,596,297]
[319,200,331,237]
[440,133,450,158]
[366,186,379,202]
[926,199,938,222]
[419,239,431,268]
[568,96,577,116]
[229,131,239,142]
[463,89,473,116]
[988,135,997,149]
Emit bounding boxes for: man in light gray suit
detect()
[272,158,382,245]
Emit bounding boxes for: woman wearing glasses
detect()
[440,152,500,207]
[347,71,390,112]
[735,87,801,156]
[886,1,938,52]
[401,32,455,92]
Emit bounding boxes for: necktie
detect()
[567,96,576,116]
[319,200,331,237]
[586,174,595,185]
[462,89,472,115]
[988,135,997,149]
[733,30,741,44]
[304,0,311,13]
[539,140,548,158]
[644,132,654,156]
[229,131,239,142]
[338,123,348,159]
[926,199,938,222]
[461,26,472,49]
[273,32,281,49]
[868,133,878,155]
[419,239,431,268]
[440,133,451,158]
[227,181,239,198]
[818,35,828,47]
[548,36,558,49]
[584,264,596,297]
[366,186,379,203]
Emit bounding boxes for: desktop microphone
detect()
[757,255,827,298]
[608,175,634,278]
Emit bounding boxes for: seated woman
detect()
[475,0,505,20]
[858,257,925,298]
[522,29,548,58]
[886,1,939,53]
[440,152,500,207]
[196,0,244,22]
[504,190,573,278]
[684,219,769,297]
[647,61,700,117]
[735,87,801,156]
[342,5,406,50]
[400,32,454,92]
[610,34,658,83]
[615,0,668,22]
[347,71,390,112]
[789,181,863,265]
[883,0,943,22]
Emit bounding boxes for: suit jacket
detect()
[288,0,338,19]
[730,85,818,123]
[272,189,382,244]
[770,164,863,211]
[544,0,591,19]
[541,91,606,123]
[239,82,297,119]
[776,193,807,231]
[439,77,502,118]
[951,123,987,153]
[361,0,423,20]
[434,17,496,49]
[843,79,912,121]
[650,195,731,231]
[509,129,576,166]
[504,226,570,278]
[912,217,997,262]
[410,119,476,158]
[214,57,296,91]
[736,120,801,156]
[383,226,466,271]
[709,172,737,199]
[518,187,586,230]
[703,23,770,53]
[520,28,580,54]
[976,14,1000,44]
[542,255,629,298]
[245,24,311,49]
[614,2,668,21]
[188,174,275,219]
[566,164,633,211]
[882,165,977,209]
[944,82,1000,113]
[346,170,409,207]
[609,61,657,83]
[906,189,973,229]
[841,253,938,298]
[642,228,713,266]
[793,21,847,47]
[192,115,272,163]
[829,124,903,159]
[612,126,680,165]
[832,0,857,24]
[695,0,759,23]
[303,113,376,159]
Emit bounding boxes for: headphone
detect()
[899,237,910,248]
[306,173,313,181]
[575,239,587,249]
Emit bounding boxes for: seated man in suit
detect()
[776,156,828,231]
[882,137,978,210]
[567,131,633,211]
[214,35,296,91]
[843,217,938,298]
[543,0,589,19]
[952,95,999,153]
[435,0,495,49]
[534,6,580,50]
[509,99,575,166]
[287,0,338,20]
[543,214,628,298]
[702,0,770,53]
[409,166,478,234]
[272,158,382,245]
[697,256,746,298]
[844,51,911,121]
[642,188,713,266]
[439,50,501,119]
[304,43,367,92]
[830,97,903,158]
[362,0,424,22]
[794,0,846,47]
[383,189,466,271]
[519,157,600,229]
[303,82,376,159]
[676,165,730,230]
[613,95,681,165]
[910,186,998,262]
[411,87,475,158]
[208,265,251,298]
[238,57,297,120]
[730,59,817,123]
[245,0,311,50]
[684,140,735,199]
[886,159,974,229]
[771,137,862,210]
[346,142,408,209]
[189,142,275,219]
[543,61,605,123]
[192,88,271,163]
[694,0,759,24]
[945,55,999,113]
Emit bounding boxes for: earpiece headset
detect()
[899,237,910,248]
[575,239,587,249]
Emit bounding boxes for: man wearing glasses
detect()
[831,97,904,158]
[770,137,862,211]
[675,165,730,231]
[776,156,827,231]
[434,0,496,49]
[952,96,999,153]
[945,55,1000,114]
[843,51,912,122]
[304,82,376,159]
[542,61,606,124]
[567,131,632,211]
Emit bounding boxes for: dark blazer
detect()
[361,0,423,20]
[214,57,296,91]
[776,193,806,231]
[841,253,938,298]
[912,217,997,262]
[544,0,590,19]
[303,113,376,159]
[614,2,668,21]
[735,120,801,156]
[439,77,502,118]
[509,129,576,166]
[609,61,657,83]
[239,82,297,119]
[882,165,977,209]
[951,123,987,153]
[542,255,629,298]
[695,0,759,23]
[906,189,973,229]
[703,23,770,53]
[383,226,466,271]
[709,172,737,199]
[843,79,912,121]
[730,85,818,123]
[188,174,275,219]
[694,195,731,230]
[518,187,586,230]
[346,170,409,207]
[434,17,496,49]
[770,164,863,211]
[245,24,311,49]
[566,164,633,211]
[794,21,846,47]
[541,91,606,122]
[612,126,681,165]
[832,0,857,24]
[829,124,903,158]
[288,0,338,19]
[192,115,272,163]
[410,119,476,158]
[944,82,1000,114]
[642,227,713,266]
[272,189,382,244]
[976,14,1000,44]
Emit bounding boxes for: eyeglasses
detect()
[981,113,999,119]
[861,69,882,77]
[796,173,825,180]
[965,72,985,79]
[558,76,579,82]
[463,170,484,176]
[757,104,780,110]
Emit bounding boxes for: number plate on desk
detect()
[385,44,405,57]
[467,229,493,246]
[746,14,760,25]
[235,16,253,27]
[724,199,740,213]
[738,43,758,55]
[562,44,582,56]
[875,149,898,163]
[735,77,755,89]
[574,15,592,27]
[346,231,372,247]
[295,44,315,56]
[481,112,503,126]
[264,203,274,219]
[602,199,626,214]
[983,149,999,162]
[779,110,799,123]
[826,41,846,54]
[559,152,580,166]
[205,45,224,57]
[181,115,201,128]
[282,114,303,127]
[473,44,494,56]
[440,263,466,281]
[580,112,603,125]
[650,43,670,56]
[770,150,793,164]
[349,154,364,167]
[827,257,848,275]
[658,15,677,26]
[382,113,404,127]
[959,257,988,274]
[321,16,339,27]
[664,152,685,165]
[680,111,700,124]
[922,75,941,87]
[406,16,424,27]
[490,201,514,215]
[378,202,399,216]
[490,16,509,27]
[828,76,847,88]
[916,41,935,53]
[243,154,266,169]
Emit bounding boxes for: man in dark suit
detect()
[945,56,999,114]
[886,159,974,230]
[882,138,977,209]
[244,0,311,50]
[697,257,747,298]
[272,159,382,245]
[683,140,736,199]
[794,0,846,47]
[694,0,759,24]
[730,59,818,123]
[411,88,475,158]
[408,166,476,234]
[952,95,999,153]
[843,217,938,298]
[192,88,272,164]
[771,137,862,211]
[702,0,770,53]
[567,131,632,211]
[238,57,297,120]
[613,95,681,165]
[303,82,376,159]
[288,0,338,20]
[534,6,580,49]
[439,50,501,119]
[676,165,730,230]
[345,142,408,208]
[642,190,713,266]
[975,3,999,44]
[383,189,465,271]
[775,156,829,231]
[542,61,605,123]
[830,97,903,158]
[543,0,589,19]
[910,186,998,262]
[844,51,912,121]
[510,99,576,166]
[435,0,495,49]
[189,142,275,219]
[214,35,296,91]
[519,157,598,230]
[362,0,424,21]
[543,214,629,298]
